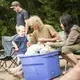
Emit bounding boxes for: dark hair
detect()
[60,14,74,35]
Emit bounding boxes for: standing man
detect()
[10,1,28,34]
[2,1,29,56]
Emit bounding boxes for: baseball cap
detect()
[10,1,20,8]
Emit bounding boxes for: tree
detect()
[0,0,80,48]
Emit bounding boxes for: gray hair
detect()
[28,15,43,28]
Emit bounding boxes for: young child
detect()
[12,25,28,57]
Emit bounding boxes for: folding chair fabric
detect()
[2,35,17,56]
[0,35,18,70]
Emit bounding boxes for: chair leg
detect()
[8,59,18,68]
[0,61,7,69]
[0,60,3,68]
[4,61,7,67]
[0,57,18,70]
[65,61,68,72]
[0,60,18,70]
[13,58,19,67]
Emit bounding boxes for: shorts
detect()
[61,43,80,54]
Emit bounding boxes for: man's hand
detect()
[38,38,47,43]
[25,19,28,34]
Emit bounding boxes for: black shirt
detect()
[16,9,28,26]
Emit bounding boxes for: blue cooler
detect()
[20,49,61,80]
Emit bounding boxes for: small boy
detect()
[12,25,28,57]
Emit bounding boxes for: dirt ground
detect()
[0,60,21,80]
[0,59,67,80]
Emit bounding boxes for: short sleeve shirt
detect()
[16,9,28,26]
[30,24,57,44]
[13,35,28,53]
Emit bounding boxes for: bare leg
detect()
[61,53,78,66]
[8,64,22,74]
[61,45,79,67]
[60,61,80,80]
[66,53,78,66]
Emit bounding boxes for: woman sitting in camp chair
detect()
[46,14,80,67]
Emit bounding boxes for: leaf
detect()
[1,26,7,36]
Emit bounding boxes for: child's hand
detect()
[14,47,19,51]
[27,42,31,48]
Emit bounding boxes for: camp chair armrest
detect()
[10,46,15,56]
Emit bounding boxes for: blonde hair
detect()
[16,25,25,34]
[28,15,43,28]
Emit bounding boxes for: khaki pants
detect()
[61,44,80,54]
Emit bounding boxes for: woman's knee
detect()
[75,61,80,68]
[61,46,71,54]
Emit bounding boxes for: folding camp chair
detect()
[0,35,18,70]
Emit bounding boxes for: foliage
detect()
[0,0,16,36]
[0,0,16,48]
[0,0,80,48]
[1,0,80,35]
[26,0,80,31]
